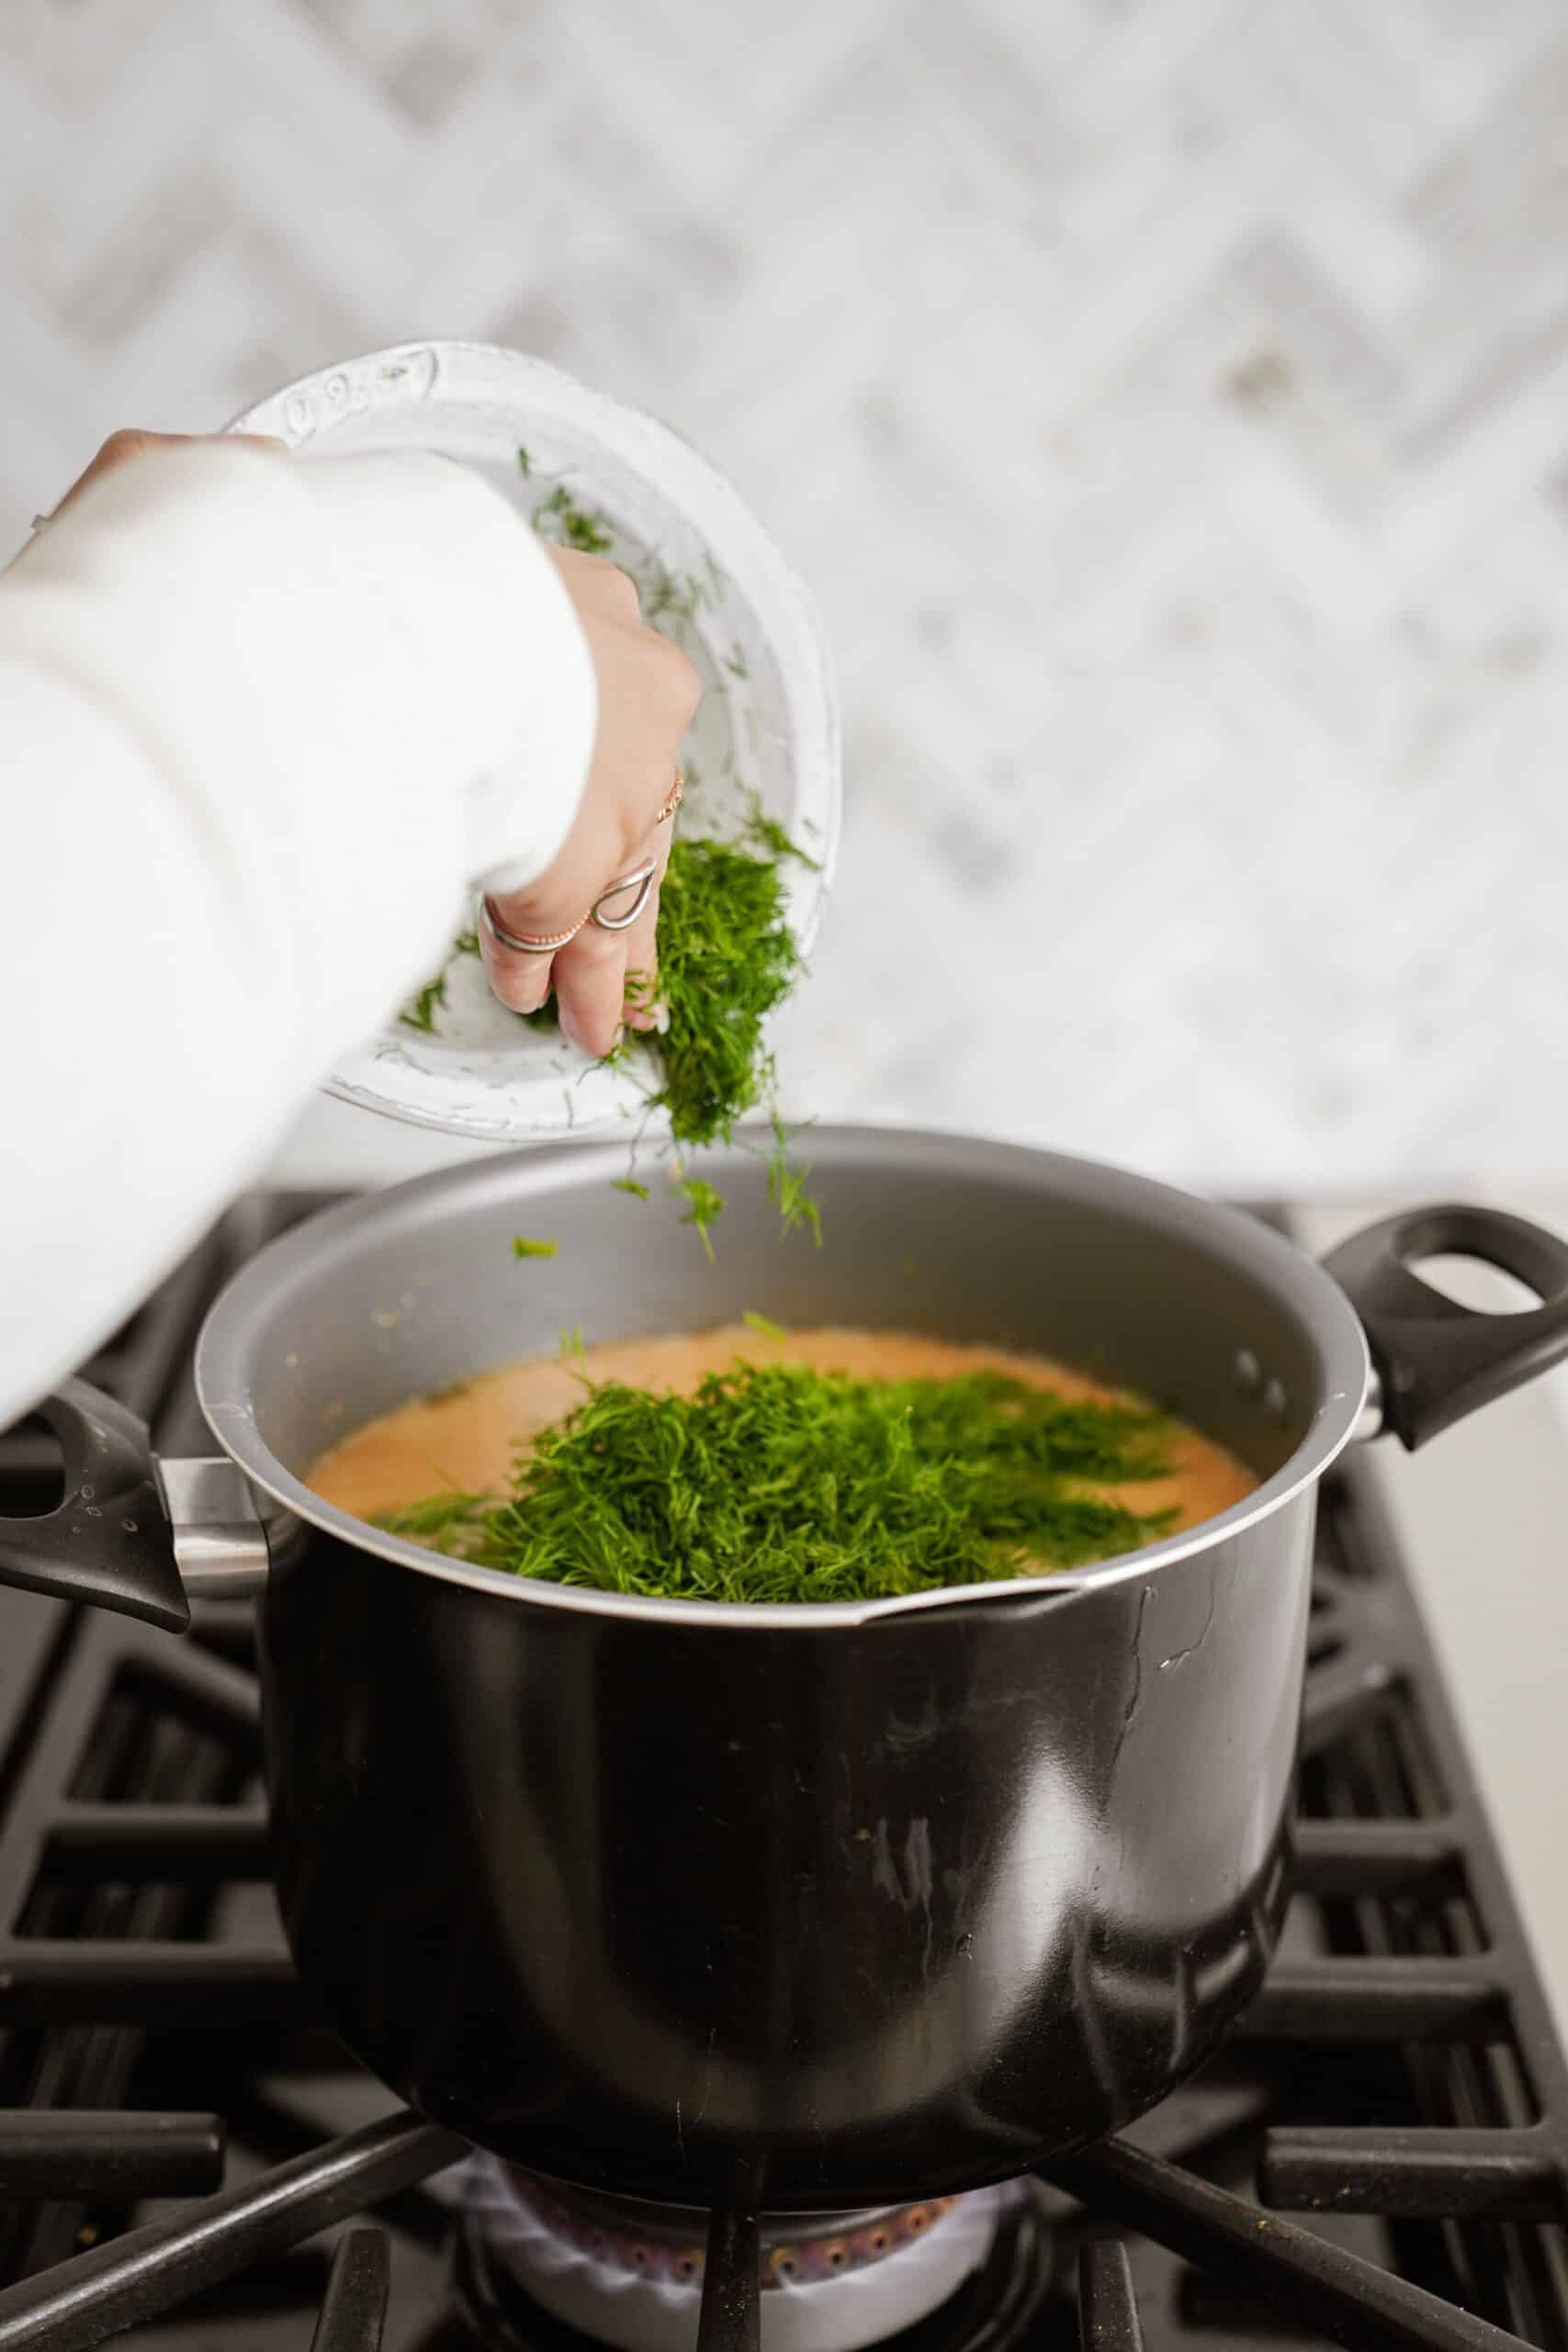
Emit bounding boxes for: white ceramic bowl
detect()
[230,343,840,1144]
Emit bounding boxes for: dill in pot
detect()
[378,1362,1179,1604]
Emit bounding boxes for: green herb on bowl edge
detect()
[378,1363,1179,1602]
[399,970,447,1034]
[643,561,708,635]
[534,483,615,554]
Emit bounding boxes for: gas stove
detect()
[0,1193,1563,2352]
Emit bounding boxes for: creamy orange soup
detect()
[310,1324,1258,1544]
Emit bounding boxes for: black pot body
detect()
[220,1129,1357,2211]
[15,1135,1568,2206]
[260,1489,1312,2208]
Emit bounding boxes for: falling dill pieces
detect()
[511,1236,558,1261]
[675,1173,726,1261]
[378,1363,1180,1602]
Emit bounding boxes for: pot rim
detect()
[195,1127,1371,1628]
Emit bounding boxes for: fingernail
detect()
[558,1002,585,1054]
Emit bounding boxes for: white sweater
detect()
[0,441,596,1429]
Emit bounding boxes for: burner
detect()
[455,2161,1055,2352]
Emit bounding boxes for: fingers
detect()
[550,922,633,1060]
[619,835,670,1033]
[88,428,190,474]
[476,901,564,1019]
[483,822,670,1055]
[479,536,698,1040]
[48,430,187,522]
[44,427,288,525]
[481,831,630,1018]
[551,824,668,1057]
[542,542,643,625]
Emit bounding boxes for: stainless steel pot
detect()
[3,1130,1566,2211]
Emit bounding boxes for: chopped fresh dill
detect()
[379,1363,1179,1602]
[453,928,479,956]
[535,482,614,554]
[724,645,750,680]
[509,810,818,1242]
[613,1177,650,1201]
[650,812,814,1146]
[512,1236,558,1261]
[379,1488,493,1562]
[675,1172,725,1261]
[766,1113,820,1244]
[516,446,533,477]
[399,970,447,1034]
[741,1309,785,1340]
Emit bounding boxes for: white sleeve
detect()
[0,441,596,1428]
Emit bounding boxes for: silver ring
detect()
[590,855,658,933]
[480,898,582,956]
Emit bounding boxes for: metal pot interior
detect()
[198,1128,1369,1595]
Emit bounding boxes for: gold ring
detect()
[654,769,684,826]
[481,899,583,957]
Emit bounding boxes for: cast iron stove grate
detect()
[0,1197,1562,2352]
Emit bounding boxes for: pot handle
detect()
[0,1381,275,1632]
[1324,1204,1568,1449]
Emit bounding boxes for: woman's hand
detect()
[35,428,285,525]
[478,547,699,1057]
[37,438,699,1061]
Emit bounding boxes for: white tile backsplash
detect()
[3,0,1567,1193]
